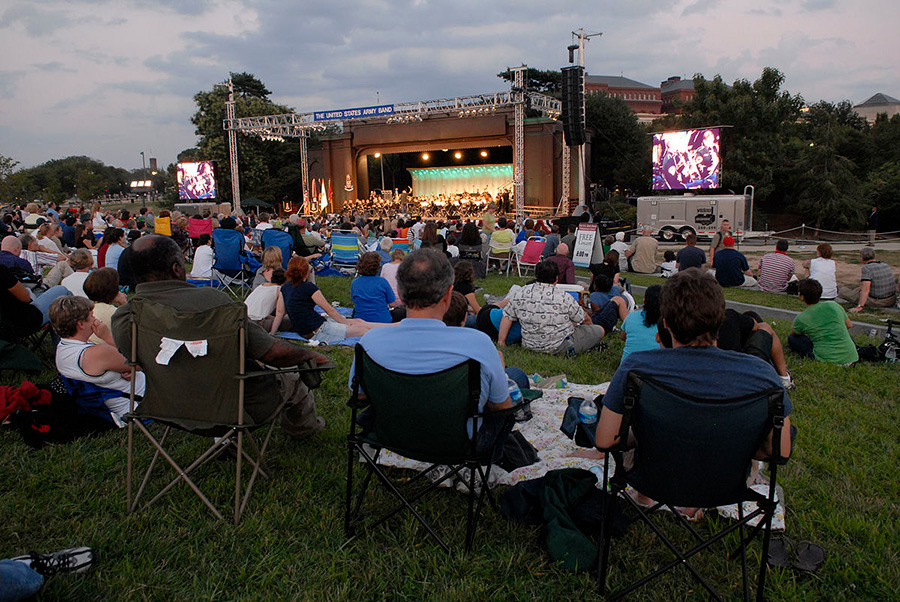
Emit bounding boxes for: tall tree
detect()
[496,68,562,96]
[0,154,20,203]
[585,92,650,194]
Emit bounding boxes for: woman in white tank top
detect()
[802,243,838,300]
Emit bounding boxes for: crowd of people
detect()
[2,196,892,599]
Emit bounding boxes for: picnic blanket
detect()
[375,380,787,530]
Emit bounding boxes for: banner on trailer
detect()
[573,223,597,268]
[314,104,394,121]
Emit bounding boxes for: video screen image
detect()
[652,128,721,191]
[177,161,217,200]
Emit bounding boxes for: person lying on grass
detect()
[595,268,794,517]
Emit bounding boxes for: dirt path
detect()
[740,249,899,289]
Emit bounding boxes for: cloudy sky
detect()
[1,0,897,169]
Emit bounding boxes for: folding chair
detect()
[187,218,214,260]
[123,298,332,524]
[345,344,537,552]
[212,228,255,298]
[389,238,410,254]
[596,372,789,601]
[486,237,513,276]
[515,237,545,277]
[261,229,293,269]
[330,230,359,275]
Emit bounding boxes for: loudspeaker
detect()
[561,66,586,146]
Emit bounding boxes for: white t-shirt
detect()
[808,257,838,300]
[244,284,280,321]
[62,271,90,298]
[255,222,273,230]
[611,241,630,272]
[189,245,214,279]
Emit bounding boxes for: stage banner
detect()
[573,223,597,268]
[314,104,394,121]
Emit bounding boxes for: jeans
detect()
[787,333,815,359]
[31,285,72,325]
[0,560,44,602]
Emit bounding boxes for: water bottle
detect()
[508,378,530,422]
[578,398,598,425]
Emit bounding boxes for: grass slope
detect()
[0,272,897,600]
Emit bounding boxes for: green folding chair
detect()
[123,297,332,524]
[345,343,538,552]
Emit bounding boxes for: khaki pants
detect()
[552,324,606,355]
[838,286,897,308]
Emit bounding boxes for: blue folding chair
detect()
[331,230,360,275]
[212,228,256,298]
[261,229,293,269]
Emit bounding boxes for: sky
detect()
[1,0,897,170]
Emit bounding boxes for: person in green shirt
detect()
[788,278,859,365]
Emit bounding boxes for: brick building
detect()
[660,76,696,114]
[854,93,900,124]
[584,75,662,123]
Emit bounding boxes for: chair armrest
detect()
[240,360,335,380]
[472,390,541,420]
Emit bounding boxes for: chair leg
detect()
[344,439,357,536]
[596,484,620,594]
[234,429,243,525]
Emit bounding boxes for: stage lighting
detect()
[454,152,462,159]
[422,153,430,160]
[480,150,488,157]
[374,153,381,158]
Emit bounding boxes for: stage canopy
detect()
[408,164,513,198]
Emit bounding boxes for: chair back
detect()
[261,229,293,269]
[154,216,172,236]
[331,230,359,266]
[488,237,513,256]
[390,238,410,254]
[520,239,545,264]
[187,218,213,239]
[128,297,245,430]
[354,344,481,464]
[624,372,784,508]
[212,228,246,271]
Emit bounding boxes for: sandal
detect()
[793,541,826,573]
[674,506,705,522]
[767,536,793,569]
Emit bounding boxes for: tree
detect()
[496,68,562,96]
[0,154,20,203]
[584,92,650,194]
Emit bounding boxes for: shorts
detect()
[591,300,619,335]
[743,329,773,364]
[311,318,348,344]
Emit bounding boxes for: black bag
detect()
[560,396,598,448]
[498,430,539,472]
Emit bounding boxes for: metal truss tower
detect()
[509,66,527,223]
[224,80,242,215]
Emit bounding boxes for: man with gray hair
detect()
[349,248,520,457]
[627,225,659,274]
[839,246,897,312]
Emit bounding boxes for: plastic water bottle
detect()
[578,398,598,425]
[508,378,530,422]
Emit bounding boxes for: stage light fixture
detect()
[454,152,462,159]
[480,150,488,157]
[374,152,381,158]
[422,153,429,160]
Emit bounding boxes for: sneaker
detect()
[779,372,794,390]
[621,291,636,313]
[12,547,95,576]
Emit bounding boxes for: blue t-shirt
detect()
[351,275,395,323]
[590,285,622,309]
[377,250,392,265]
[489,308,522,343]
[603,346,792,415]
[620,310,659,362]
[281,280,325,336]
[713,248,749,287]
[676,245,706,270]
[350,318,509,436]
[105,244,125,271]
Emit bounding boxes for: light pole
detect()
[374,153,385,192]
[571,28,602,208]
[140,152,147,208]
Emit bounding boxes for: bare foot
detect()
[568,449,605,460]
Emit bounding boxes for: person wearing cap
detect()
[610,231,629,273]
[712,236,758,288]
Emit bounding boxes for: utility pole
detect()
[572,28,602,208]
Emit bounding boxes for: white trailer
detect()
[636,186,755,242]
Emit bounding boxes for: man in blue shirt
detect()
[675,233,706,271]
[712,236,758,288]
[596,268,793,506]
[350,249,516,457]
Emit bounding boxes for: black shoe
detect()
[12,547,95,576]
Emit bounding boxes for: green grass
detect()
[1,272,898,600]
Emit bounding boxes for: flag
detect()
[303,188,309,214]
[328,179,333,205]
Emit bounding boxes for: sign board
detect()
[314,104,394,121]
[573,223,597,268]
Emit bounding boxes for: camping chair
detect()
[389,238,410,254]
[515,237,545,277]
[187,218,214,260]
[331,230,359,275]
[123,298,332,524]
[345,344,538,552]
[596,372,789,601]
[486,237,513,276]
[212,228,255,298]
[261,229,293,269]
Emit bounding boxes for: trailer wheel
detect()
[659,227,677,242]
[679,227,695,241]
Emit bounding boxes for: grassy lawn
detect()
[1,272,897,600]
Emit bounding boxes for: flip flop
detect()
[767,536,793,569]
[673,506,705,522]
[793,541,826,573]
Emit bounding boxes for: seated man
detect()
[838,246,897,312]
[547,243,575,285]
[626,226,659,274]
[717,308,794,389]
[349,248,517,458]
[713,236,758,288]
[596,268,793,508]
[757,239,796,293]
[111,235,330,439]
[789,278,859,364]
[50,295,146,425]
[499,260,608,356]
[675,233,706,271]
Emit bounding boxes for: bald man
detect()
[547,242,575,285]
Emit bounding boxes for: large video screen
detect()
[177,161,217,200]
[652,127,721,190]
